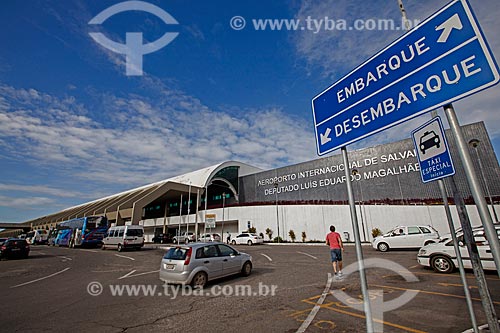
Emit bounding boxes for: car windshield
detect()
[126,229,143,237]
[163,247,189,260]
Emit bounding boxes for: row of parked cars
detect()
[372,224,500,274]
[153,232,264,246]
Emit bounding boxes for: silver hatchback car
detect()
[159,242,253,287]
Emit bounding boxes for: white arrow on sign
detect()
[320,128,332,145]
[436,13,463,43]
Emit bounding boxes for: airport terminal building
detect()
[14,121,500,242]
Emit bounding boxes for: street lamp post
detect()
[352,169,367,242]
[274,182,280,243]
[222,192,226,238]
[469,139,499,222]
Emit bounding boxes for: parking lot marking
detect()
[372,284,500,305]
[115,254,135,261]
[118,270,137,280]
[261,253,273,262]
[407,270,499,281]
[119,269,160,279]
[10,267,70,289]
[297,251,318,260]
[30,251,46,255]
[438,282,477,289]
[58,256,72,261]
[295,274,333,333]
[321,302,427,333]
[80,249,99,253]
[301,293,428,333]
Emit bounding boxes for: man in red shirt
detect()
[326,225,344,278]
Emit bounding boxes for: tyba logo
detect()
[88,1,179,76]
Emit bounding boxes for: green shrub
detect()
[372,228,383,238]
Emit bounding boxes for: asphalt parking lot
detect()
[0,243,498,332]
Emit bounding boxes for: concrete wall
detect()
[141,204,498,243]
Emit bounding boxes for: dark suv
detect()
[0,238,30,259]
[153,233,172,244]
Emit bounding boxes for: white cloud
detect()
[0,84,317,195]
[0,195,55,208]
[0,184,86,198]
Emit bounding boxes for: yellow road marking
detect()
[437,282,478,289]
[371,284,500,305]
[407,270,499,281]
[300,292,428,333]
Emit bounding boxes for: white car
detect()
[418,225,500,273]
[198,233,221,242]
[231,233,263,246]
[173,232,196,244]
[372,225,439,252]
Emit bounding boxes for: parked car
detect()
[0,238,7,244]
[231,233,264,246]
[159,242,252,287]
[152,233,172,244]
[198,233,221,242]
[418,225,500,273]
[102,225,144,252]
[0,238,30,260]
[372,225,439,252]
[173,232,196,244]
[26,229,49,245]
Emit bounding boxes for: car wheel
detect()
[101,244,106,250]
[117,244,123,252]
[191,272,207,288]
[241,261,252,277]
[431,255,454,274]
[247,240,253,246]
[231,240,236,245]
[377,242,389,252]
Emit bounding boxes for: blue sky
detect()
[1,0,500,222]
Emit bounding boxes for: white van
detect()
[102,225,144,252]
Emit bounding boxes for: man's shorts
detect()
[330,248,342,262]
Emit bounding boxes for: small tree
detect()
[248,226,256,233]
[301,231,307,243]
[372,228,383,238]
[265,228,273,241]
[289,230,296,242]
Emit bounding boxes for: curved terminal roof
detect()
[23,161,262,228]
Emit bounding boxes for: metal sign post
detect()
[447,174,500,332]
[444,103,500,278]
[438,179,479,332]
[341,147,374,332]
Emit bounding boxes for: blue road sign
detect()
[312,0,499,156]
[411,117,455,183]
